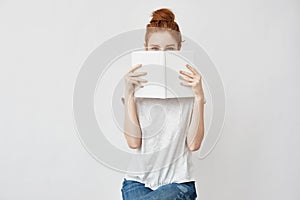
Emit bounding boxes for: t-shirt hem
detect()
[145,177,197,190]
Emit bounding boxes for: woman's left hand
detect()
[179,64,204,100]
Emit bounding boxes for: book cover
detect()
[131,50,195,99]
[131,51,166,98]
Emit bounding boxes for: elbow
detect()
[128,141,141,149]
[187,130,204,152]
[188,144,201,152]
[129,144,141,149]
[124,134,141,149]
[187,136,203,152]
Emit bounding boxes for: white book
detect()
[131,50,195,99]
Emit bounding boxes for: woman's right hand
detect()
[124,64,148,97]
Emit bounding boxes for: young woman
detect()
[121,8,205,200]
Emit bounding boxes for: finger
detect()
[180,81,192,87]
[178,75,193,82]
[131,77,148,83]
[130,71,147,77]
[185,64,199,75]
[179,70,195,78]
[128,64,142,73]
[129,80,140,86]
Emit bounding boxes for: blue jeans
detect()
[121,178,197,200]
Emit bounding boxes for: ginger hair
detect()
[145,8,183,50]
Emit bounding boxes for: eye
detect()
[166,47,175,51]
[151,47,160,51]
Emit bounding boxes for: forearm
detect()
[186,97,205,151]
[123,93,142,148]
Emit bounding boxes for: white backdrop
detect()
[0,0,299,199]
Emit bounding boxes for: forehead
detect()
[148,31,177,46]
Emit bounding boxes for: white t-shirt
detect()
[124,97,197,190]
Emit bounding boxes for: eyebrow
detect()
[150,44,175,47]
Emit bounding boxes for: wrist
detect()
[124,92,135,103]
[194,94,205,102]
[125,90,134,98]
